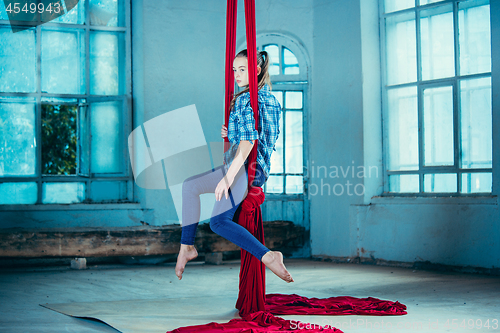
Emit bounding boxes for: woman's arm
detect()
[215,97,258,201]
[215,139,254,201]
[226,140,254,180]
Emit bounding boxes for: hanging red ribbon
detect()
[223,0,237,157]
[243,0,259,188]
[223,0,266,317]
[223,0,259,188]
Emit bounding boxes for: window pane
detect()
[91,181,127,201]
[459,1,491,75]
[270,114,283,174]
[384,0,414,13]
[420,0,446,5]
[0,27,36,93]
[460,77,492,169]
[424,173,457,192]
[42,104,78,175]
[90,31,125,95]
[263,44,279,76]
[266,175,283,194]
[423,86,454,166]
[91,101,122,173]
[271,91,283,107]
[283,47,299,75]
[90,0,124,26]
[285,91,302,109]
[42,182,85,204]
[79,104,90,176]
[461,172,491,193]
[420,5,455,80]
[387,86,418,171]
[0,182,37,204]
[53,0,85,24]
[42,28,85,94]
[385,12,417,85]
[285,175,303,194]
[0,100,36,176]
[388,174,419,193]
[285,111,303,174]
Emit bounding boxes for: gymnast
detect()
[175,49,294,284]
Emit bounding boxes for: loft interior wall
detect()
[310,0,500,270]
[1,0,497,270]
[352,0,500,270]
[134,0,314,226]
[310,0,365,258]
[0,0,313,230]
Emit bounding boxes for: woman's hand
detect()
[215,173,234,201]
[221,124,228,138]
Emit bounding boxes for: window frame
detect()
[0,0,133,205]
[237,37,308,199]
[234,34,310,229]
[379,0,493,197]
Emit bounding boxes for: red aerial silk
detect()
[233,0,266,317]
[168,0,407,331]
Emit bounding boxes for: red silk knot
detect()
[240,186,264,214]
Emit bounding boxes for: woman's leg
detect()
[178,162,293,282]
[209,163,270,260]
[210,162,294,283]
[180,165,225,245]
[176,165,226,280]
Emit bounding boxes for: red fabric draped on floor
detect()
[167,294,407,333]
[264,294,407,316]
[167,0,407,331]
[169,310,344,333]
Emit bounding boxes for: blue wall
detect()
[2,0,498,270]
[309,0,500,270]
[132,0,313,225]
[310,0,365,256]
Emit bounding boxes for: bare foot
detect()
[175,244,198,280]
[261,251,294,283]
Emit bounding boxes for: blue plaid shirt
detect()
[223,84,281,179]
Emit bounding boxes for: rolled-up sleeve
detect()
[238,100,259,143]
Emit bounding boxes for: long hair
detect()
[229,49,272,111]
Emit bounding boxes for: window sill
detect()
[0,202,143,211]
[370,195,498,205]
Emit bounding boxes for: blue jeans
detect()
[180,162,270,261]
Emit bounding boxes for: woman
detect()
[175,49,293,284]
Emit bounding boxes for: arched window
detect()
[262,44,300,75]
[237,34,310,233]
[256,38,308,196]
